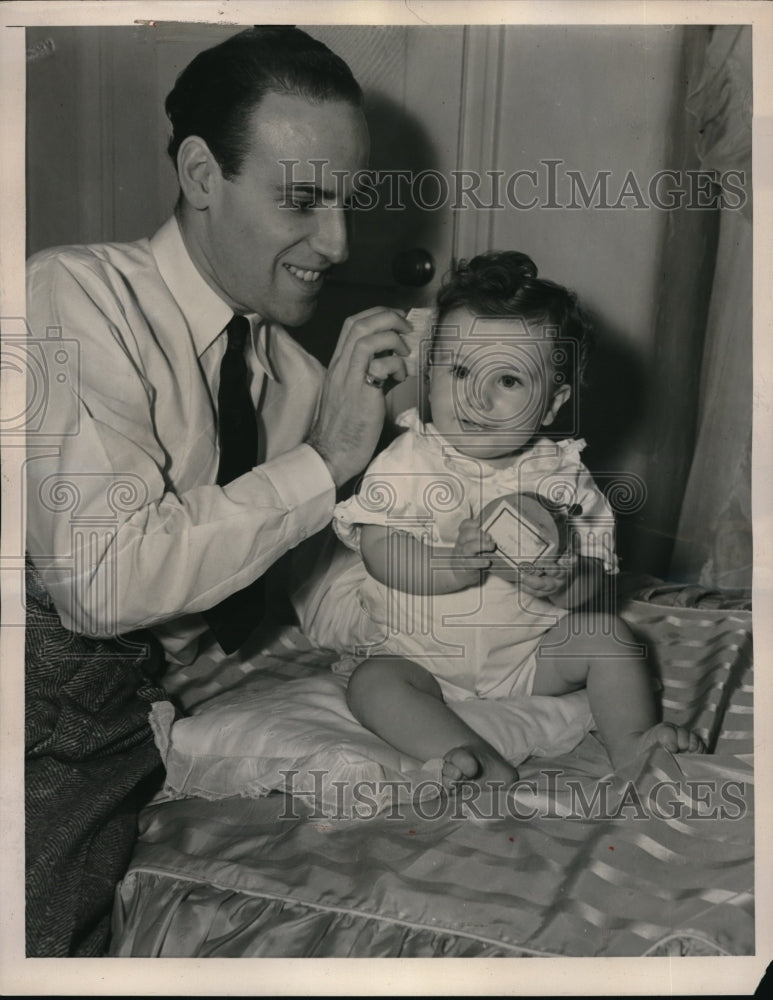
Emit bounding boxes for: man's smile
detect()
[284,263,324,283]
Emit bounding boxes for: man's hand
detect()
[306,307,412,487]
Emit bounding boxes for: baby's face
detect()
[427,308,570,464]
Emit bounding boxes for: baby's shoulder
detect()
[365,408,432,471]
[393,406,424,435]
[515,436,589,474]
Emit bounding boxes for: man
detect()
[24,26,411,956]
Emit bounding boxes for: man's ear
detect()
[176,135,221,211]
[541,384,572,427]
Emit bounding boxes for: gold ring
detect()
[363,372,386,389]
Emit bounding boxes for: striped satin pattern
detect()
[112,590,753,957]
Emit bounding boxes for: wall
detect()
[455,26,703,570]
[486,27,684,349]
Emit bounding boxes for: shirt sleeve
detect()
[24,251,335,637]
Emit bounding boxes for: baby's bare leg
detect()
[533,612,703,769]
[346,656,518,789]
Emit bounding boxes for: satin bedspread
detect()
[110,583,754,958]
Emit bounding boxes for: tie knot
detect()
[226,314,250,351]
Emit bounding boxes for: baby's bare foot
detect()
[441,744,518,791]
[639,722,705,755]
[609,722,705,769]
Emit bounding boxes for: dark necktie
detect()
[203,314,265,654]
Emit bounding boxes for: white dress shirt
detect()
[26,216,336,662]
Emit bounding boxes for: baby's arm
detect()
[359,520,495,595]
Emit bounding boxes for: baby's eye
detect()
[451,364,470,380]
[499,373,522,389]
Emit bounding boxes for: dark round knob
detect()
[392,248,435,287]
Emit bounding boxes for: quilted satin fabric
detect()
[110,588,753,957]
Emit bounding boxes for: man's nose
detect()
[311,206,349,265]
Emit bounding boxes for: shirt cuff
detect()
[260,443,336,535]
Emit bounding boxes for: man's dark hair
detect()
[165,26,364,179]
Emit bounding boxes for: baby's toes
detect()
[677,727,705,754]
[644,722,680,753]
[443,746,481,782]
[650,723,705,754]
[441,759,464,784]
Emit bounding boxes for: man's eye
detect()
[499,374,522,389]
[291,199,315,213]
[451,365,470,379]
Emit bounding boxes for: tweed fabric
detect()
[25,558,169,956]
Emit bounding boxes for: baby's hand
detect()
[450,518,496,587]
[515,552,577,597]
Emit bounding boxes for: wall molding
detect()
[452,25,505,262]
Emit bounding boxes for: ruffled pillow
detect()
[150,672,593,817]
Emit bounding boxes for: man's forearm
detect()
[28,447,335,637]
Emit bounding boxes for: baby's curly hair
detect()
[435,250,594,389]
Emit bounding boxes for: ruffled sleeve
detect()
[552,439,619,574]
[333,410,428,552]
[522,438,618,574]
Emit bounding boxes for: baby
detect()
[301,251,702,789]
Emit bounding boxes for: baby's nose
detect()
[476,376,508,414]
[474,382,528,425]
[477,385,497,412]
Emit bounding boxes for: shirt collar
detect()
[252,321,277,381]
[150,216,275,380]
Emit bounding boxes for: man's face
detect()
[195,91,370,325]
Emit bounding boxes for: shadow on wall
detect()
[293,91,449,365]
[363,90,450,276]
[554,317,648,569]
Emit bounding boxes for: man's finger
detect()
[349,329,412,365]
[335,309,412,362]
[365,354,408,383]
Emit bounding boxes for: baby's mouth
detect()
[459,418,494,432]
